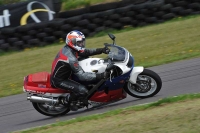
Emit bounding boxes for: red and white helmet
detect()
[66,30,85,52]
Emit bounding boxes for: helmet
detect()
[66,30,85,52]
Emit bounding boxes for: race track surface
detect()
[0,57,200,133]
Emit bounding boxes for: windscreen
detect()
[106,45,127,62]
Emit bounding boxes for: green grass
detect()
[0,0,26,5]
[0,15,200,98]
[13,93,200,133]
[61,0,119,10]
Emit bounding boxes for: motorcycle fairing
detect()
[98,70,132,91]
[89,88,127,102]
[23,72,69,94]
[79,58,107,73]
[89,70,131,102]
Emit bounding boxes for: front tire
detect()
[32,102,70,116]
[124,69,162,98]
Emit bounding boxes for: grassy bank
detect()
[0,0,26,5]
[61,0,118,10]
[14,93,200,133]
[0,15,200,98]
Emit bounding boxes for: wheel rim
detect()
[37,102,69,115]
[127,75,157,96]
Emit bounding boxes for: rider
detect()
[51,30,110,111]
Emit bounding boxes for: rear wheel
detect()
[32,101,70,116]
[124,69,162,98]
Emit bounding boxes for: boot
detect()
[66,94,79,111]
[78,97,89,106]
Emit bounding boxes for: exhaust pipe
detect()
[27,96,58,104]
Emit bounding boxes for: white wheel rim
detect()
[127,75,157,96]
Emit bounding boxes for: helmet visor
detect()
[76,39,85,48]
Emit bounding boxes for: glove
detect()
[102,46,110,54]
[96,72,110,80]
[96,46,110,54]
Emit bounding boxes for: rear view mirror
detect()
[108,33,115,41]
[108,33,116,45]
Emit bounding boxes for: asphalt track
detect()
[0,57,200,133]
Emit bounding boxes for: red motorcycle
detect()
[23,33,162,116]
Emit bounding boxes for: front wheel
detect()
[124,69,162,98]
[32,102,70,116]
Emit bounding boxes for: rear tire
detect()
[32,102,70,116]
[124,69,162,98]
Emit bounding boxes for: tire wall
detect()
[1,0,200,52]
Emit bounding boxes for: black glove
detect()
[96,46,110,54]
[96,72,110,80]
[102,46,110,54]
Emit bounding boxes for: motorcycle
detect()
[23,33,162,116]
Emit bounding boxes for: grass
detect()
[0,0,26,5]
[13,93,200,133]
[61,0,119,10]
[0,15,200,98]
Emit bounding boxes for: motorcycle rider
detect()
[51,30,110,111]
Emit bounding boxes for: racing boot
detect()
[65,94,79,111]
[78,97,89,107]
